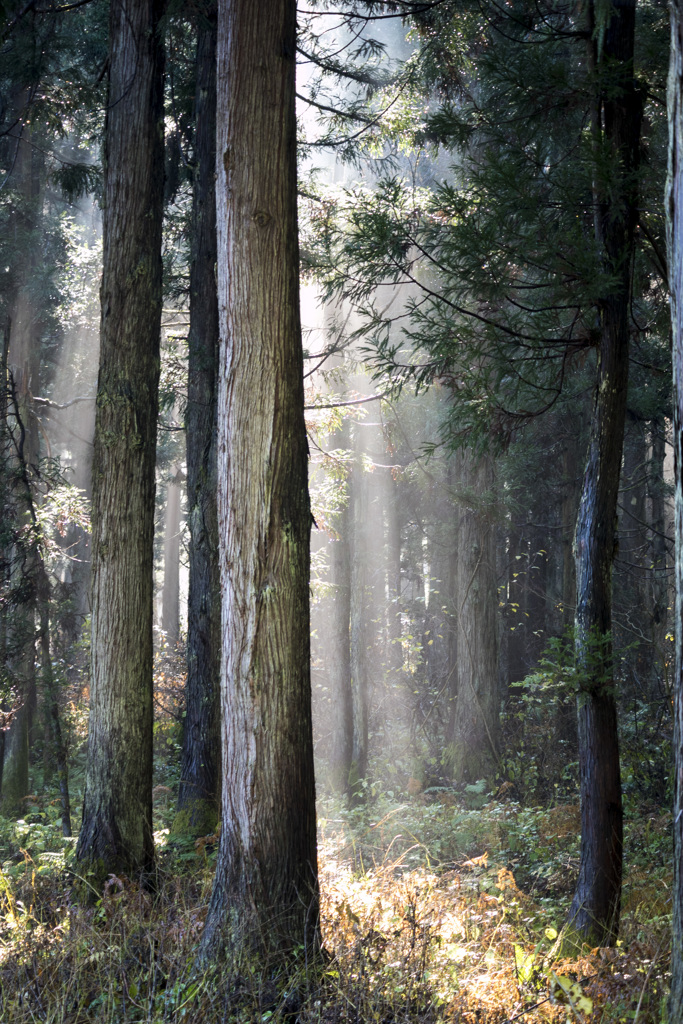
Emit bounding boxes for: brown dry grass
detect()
[0,806,670,1023]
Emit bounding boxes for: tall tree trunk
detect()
[447,450,499,781]
[37,566,71,836]
[386,469,404,677]
[328,424,353,797]
[2,116,42,815]
[161,464,182,643]
[648,416,669,691]
[349,455,369,804]
[561,434,578,630]
[175,5,221,837]
[567,0,641,947]
[76,0,164,882]
[617,419,650,683]
[667,2,683,1013]
[200,0,319,959]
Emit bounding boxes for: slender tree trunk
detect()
[567,0,641,947]
[349,456,369,803]
[2,117,42,815]
[386,470,404,676]
[37,567,71,836]
[648,417,669,691]
[0,319,10,799]
[76,0,164,882]
[561,436,578,630]
[200,0,319,959]
[174,6,221,838]
[617,419,650,681]
[161,464,182,643]
[328,423,353,797]
[667,2,683,1012]
[447,450,499,781]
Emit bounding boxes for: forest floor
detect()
[0,788,670,1023]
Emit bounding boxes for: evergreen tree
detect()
[200,0,319,958]
[174,0,222,838]
[76,0,165,882]
[309,0,669,944]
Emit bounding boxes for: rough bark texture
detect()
[175,7,221,837]
[667,1,683,1012]
[567,0,640,948]
[447,451,499,782]
[199,0,319,958]
[76,0,164,881]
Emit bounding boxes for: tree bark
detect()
[328,423,353,797]
[667,0,683,1012]
[567,0,640,947]
[175,5,221,837]
[199,0,319,959]
[37,565,71,837]
[161,464,182,644]
[76,0,164,882]
[2,116,42,816]
[447,450,499,782]
[648,417,669,690]
[348,454,369,803]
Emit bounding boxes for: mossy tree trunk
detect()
[199,0,319,959]
[76,0,164,882]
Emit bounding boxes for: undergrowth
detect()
[0,790,670,1023]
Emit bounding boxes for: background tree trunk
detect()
[175,5,221,837]
[447,450,499,781]
[349,454,369,803]
[328,422,353,798]
[76,0,164,882]
[161,464,182,644]
[200,0,319,959]
[667,0,683,1012]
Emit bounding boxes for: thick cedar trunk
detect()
[447,450,499,781]
[76,0,164,880]
[667,2,683,1013]
[328,422,353,797]
[175,6,221,836]
[200,0,319,958]
[568,0,640,947]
